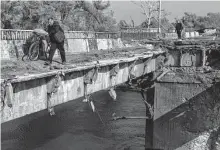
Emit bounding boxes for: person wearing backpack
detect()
[45,17,66,65]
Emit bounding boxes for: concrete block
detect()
[180,51,202,67]
[190,31,195,38]
[180,53,194,66]
[1,78,47,122]
[107,39,113,49]
[67,39,89,53]
[112,39,124,48]
[168,51,180,66]
[195,32,199,37]
[154,83,207,120]
[1,41,10,60]
[153,83,220,150]
[185,32,190,38]
[97,39,108,50]
[88,39,98,51]
[176,131,211,150]
[1,40,24,59]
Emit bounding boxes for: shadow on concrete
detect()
[153,83,220,150]
[206,126,220,150]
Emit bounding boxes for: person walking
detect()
[175,20,183,39]
[45,17,66,65]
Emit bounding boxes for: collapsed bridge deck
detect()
[1,46,165,123]
[1,38,220,124]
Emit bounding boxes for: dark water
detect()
[1,90,147,150]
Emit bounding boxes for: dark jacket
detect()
[175,23,183,32]
[47,21,64,43]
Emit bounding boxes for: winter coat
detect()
[175,23,183,32]
[47,21,65,43]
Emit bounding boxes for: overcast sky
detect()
[109,1,220,25]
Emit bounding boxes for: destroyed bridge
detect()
[1,29,220,150]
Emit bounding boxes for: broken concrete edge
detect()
[156,80,203,84]
[164,39,220,48]
[1,54,158,123]
[0,51,165,84]
[156,68,220,84]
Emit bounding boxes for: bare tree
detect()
[130,16,135,27]
[132,0,160,28]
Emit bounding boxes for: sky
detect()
[109,1,220,26]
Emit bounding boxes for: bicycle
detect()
[22,30,50,61]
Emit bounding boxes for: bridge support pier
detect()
[153,71,220,150]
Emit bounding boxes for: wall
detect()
[164,31,200,39]
[1,55,157,123]
[0,29,122,60]
[120,30,158,40]
[167,48,204,67]
[154,82,220,150]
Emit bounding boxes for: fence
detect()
[120,27,159,40]
[0,29,123,59]
[0,28,203,43]
[120,27,159,32]
[0,29,161,41]
[1,29,33,40]
[0,29,119,40]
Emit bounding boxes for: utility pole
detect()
[158,0,161,33]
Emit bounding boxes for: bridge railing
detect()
[1,29,33,40]
[0,28,164,41]
[1,28,204,41]
[0,29,119,40]
[120,27,159,40]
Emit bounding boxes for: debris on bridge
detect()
[1,46,162,79]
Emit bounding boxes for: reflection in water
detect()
[1,90,147,150]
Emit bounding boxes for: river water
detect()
[1,90,148,150]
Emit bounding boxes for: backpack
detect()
[54,30,65,43]
[53,22,65,43]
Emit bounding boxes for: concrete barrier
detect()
[165,31,200,39]
[0,29,120,59]
[97,39,108,50]
[185,32,190,38]
[185,31,200,38]
[1,40,25,59]
[164,33,177,39]
[67,39,89,53]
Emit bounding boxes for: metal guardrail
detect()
[1,29,33,40]
[1,29,161,40]
[0,29,119,40]
[120,27,159,32]
[2,28,192,40]
[121,31,158,40]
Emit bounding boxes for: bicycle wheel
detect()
[28,41,40,61]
